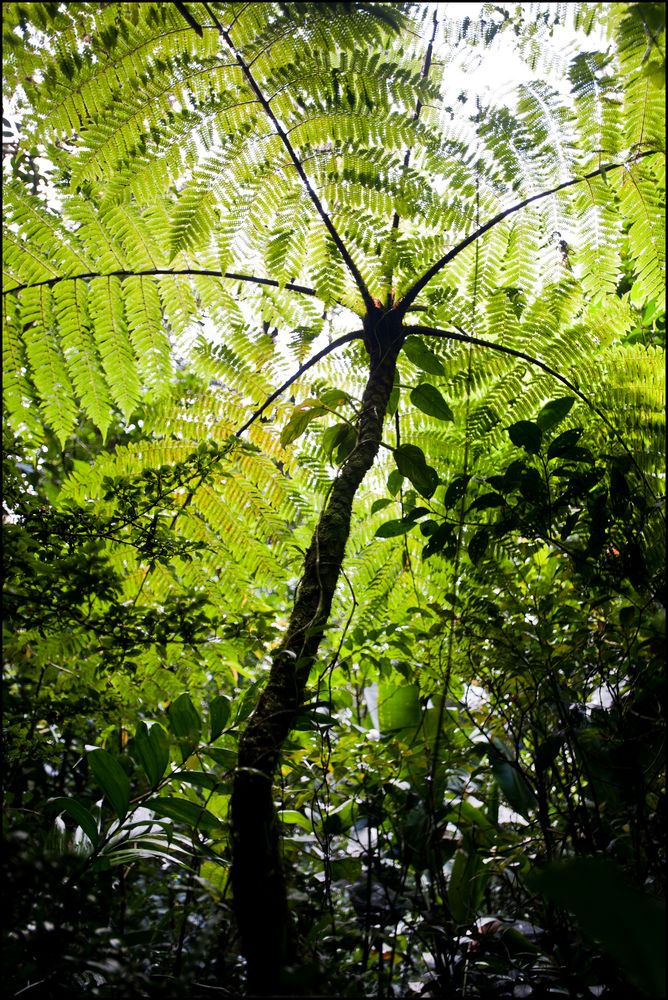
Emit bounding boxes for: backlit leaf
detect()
[410,383,454,421]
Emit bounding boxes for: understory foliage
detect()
[2,2,665,997]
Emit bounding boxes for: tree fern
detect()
[2,2,664,993]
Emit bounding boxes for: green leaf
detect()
[87,748,131,820]
[322,422,351,459]
[489,756,537,819]
[527,859,666,997]
[278,809,313,832]
[371,497,394,514]
[200,859,229,895]
[448,846,489,925]
[536,396,576,431]
[519,467,548,502]
[403,337,445,375]
[319,388,349,407]
[375,517,415,538]
[134,721,170,788]
[410,383,454,421]
[444,800,496,836]
[387,469,404,495]
[387,384,400,417]
[609,467,630,515]
[468,528,489,565]
[444,474,471,507]
[280,399,327,446]
[405,506,430,521]
[508,420,543,453]
[329,857,362,880]
[167,693,202,760]
[146,796,224,833]
[422,521,455,559]
[209,695,231,741]
[203,747,237,770]
[547,427,583,459]
[177,770,221,791]
[394,444,439,499]
[334,425,358,463]
[467,493,505,512]
[378,684,421,732]
[47,797,99,846]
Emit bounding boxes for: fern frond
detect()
[52,281,113,437]
[19,287,79,444]
[88,277,141,418]
[616,158,666,308]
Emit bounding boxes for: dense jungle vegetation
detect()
[2,2,665,997]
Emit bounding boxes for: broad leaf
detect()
[147,796,223,833]
[527,859,666,997]
[508,420,543,453]
[48,796,99,846]
[203,747,237,770]
[280,399,328,447]
[322,422,353,460]
[387,469,405,495]
[167,693,202,761]
[134,721,170,788]
[177,770,222,792]
[375,517,415,538]
[403,337,445,375]
[448,846,489,925]
[378,684,421,732]
[422,521,456,559]
[468,493,505,512]
[489,757,537,819]
[394,444,439,499]
[536,396,576,431]
[547,427,584,459]
[410,383,454,421]
[209,695,231,741]
[468,528,489,565]
[87,748,131,820]
[278,809,313,832]
[444,474,471,508]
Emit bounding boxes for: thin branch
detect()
[2,268,318,298]
[398,150,662,314]
[200,0,375,313]
[409,324,659,498]
[235,330,363,437]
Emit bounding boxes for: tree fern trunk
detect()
[230,310,403,995]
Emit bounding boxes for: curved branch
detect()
[1,268,318,298]
[398,150,663,314]
[235,330,363,437]
[200,1,375,314]
[410,324,658,497]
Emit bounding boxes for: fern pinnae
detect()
[123,276,173,398]
[53,280,114,437]
[20,286,79,445]
[88,276,141,419]
[2,297,44,442]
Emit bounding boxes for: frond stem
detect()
[200,0,375,313]
[398,150,662,314]
[236,330,362,437]
[2,269,318,298]
[383,8,438,307]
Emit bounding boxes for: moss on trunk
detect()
[230,309,403,995]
